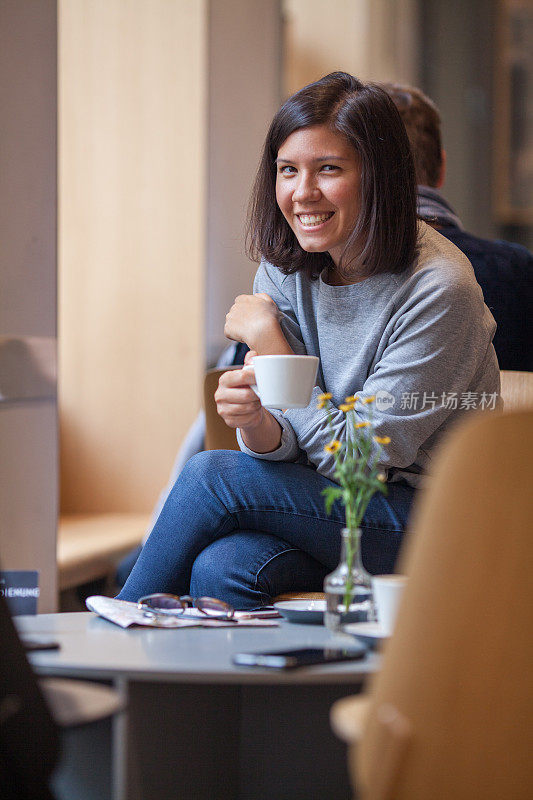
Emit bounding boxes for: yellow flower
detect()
[324,439,341,454]
[362,395,375,404]
[339,403,355,413]
[355,421,370,428]
[317,392,332,410]
[345,395,358,404]
[374,435,391,445]
[377,472,387,482]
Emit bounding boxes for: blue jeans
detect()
[117,450,415,609]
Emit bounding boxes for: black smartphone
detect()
[232,645,366,669]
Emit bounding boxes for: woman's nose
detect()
[292,173,321,203]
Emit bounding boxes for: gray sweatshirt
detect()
[237,222,500,487]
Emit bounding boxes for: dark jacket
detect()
[416,186,532,372]
[438,225,532,371]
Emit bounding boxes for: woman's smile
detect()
[296,211,335,228]
[275,124,361,266]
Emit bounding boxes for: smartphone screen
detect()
[232,645,366,669]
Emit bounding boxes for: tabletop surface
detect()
[16,611,380,685]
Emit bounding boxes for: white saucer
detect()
[273,600,326,624]
[343,621,389,646]
[274,600,367,626]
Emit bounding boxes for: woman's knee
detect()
[178,449,253,489]
[190,534,328,606]
[190,536,245,601]
[181,449,232,478]
[190,548,220,598]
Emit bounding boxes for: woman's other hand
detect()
[224,293,292,354]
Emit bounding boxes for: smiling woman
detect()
[275,126,362,268]
[117,73,500,610]
[247,72,417,283]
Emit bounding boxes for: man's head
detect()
[379,83,444,188]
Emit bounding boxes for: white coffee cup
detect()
[247,354,319,410]
[372,574,407,636]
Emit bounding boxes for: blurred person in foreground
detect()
[381,82,532,372]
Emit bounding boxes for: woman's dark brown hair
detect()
[246,71,418,279]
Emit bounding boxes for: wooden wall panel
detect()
[283,0,419,97]
[205,0,282,365]
[59,0,207,512]
[0,0,58,611]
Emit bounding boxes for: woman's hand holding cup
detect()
[215,352,263,431]
[215,351,285,454]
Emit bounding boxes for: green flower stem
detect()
[343,528,357,609]
[321,395,389,614]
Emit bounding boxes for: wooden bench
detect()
[57,513,148,592]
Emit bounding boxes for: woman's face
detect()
[275,124,361,267]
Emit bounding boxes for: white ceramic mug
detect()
[247,354,319,410]
[371,574,407,635]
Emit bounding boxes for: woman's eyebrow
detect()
[275,155,350,163]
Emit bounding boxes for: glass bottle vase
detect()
[324,527,376,632]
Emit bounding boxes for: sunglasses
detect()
[137,593,235,620]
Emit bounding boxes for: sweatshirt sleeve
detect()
[282,264,500,481]
[236,261,308,463]
[238,253,500,483]
[252,260,310,355]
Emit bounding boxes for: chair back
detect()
[500,369,533,411]
[204,368,240,451]
[355,410,533,800]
